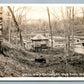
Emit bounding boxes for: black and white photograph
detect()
[0,5,84,77]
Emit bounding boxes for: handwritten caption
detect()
[22,72,84,76]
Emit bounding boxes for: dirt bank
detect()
[0,44,84,77]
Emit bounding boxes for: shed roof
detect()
[31,34,48,40]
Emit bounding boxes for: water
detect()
[74,45,84,54]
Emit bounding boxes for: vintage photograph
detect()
[0,5,84,77]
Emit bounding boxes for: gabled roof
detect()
[31,34,48,40]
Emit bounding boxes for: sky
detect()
[0,0,84,22]
[7,6,82,22]
[0,82,84,84]
[25,6,62,21]
[3,6,64,22]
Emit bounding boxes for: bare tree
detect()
[66,7,75,56]
[7,11,11,43]
[66,7,72,57]
[8,6,31,46]
[80,7,84,24]
[8,6,23,46]
[47,7,53,50]
[0,6,3,51]
[72,7,75,55]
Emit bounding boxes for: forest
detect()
[0,6,84,77]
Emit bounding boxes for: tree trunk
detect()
[47,7,53,50]
[0,6,3,52]
[66,7,72,57]
[8,6,23,46]
[72,7,75,55]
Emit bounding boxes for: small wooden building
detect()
[31,34,49,52]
